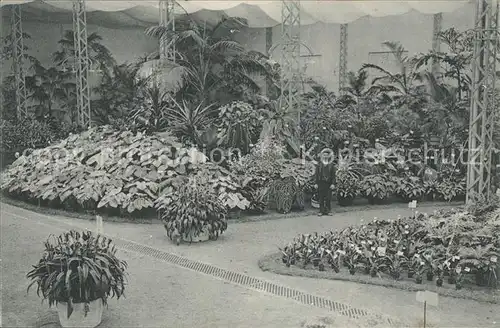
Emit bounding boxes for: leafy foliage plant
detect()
[26,230,127,319]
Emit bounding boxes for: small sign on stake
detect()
[408,200,417,217]
[96,215,104,235]
[416,290,439,328]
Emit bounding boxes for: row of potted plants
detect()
[279,207,499,290]
[310,157,467,207]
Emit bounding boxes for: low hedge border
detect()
[258,252,500,304]
[0,192,463,225]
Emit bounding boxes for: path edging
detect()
[258,252,500,305]
[0,194,464,225]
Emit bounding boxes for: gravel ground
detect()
[2,202,499,327]
[1,206,394,328]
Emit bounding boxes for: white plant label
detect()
[377,246,386,256]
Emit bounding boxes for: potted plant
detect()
[415,272,423,284]
[414,260,426,284]
[26,230,127,328]
[379,253,408,280]
[335,158,364,206]
[326,250,341,273]
[345,248,361,275]
[360,173,395,205]
[455,266,466,290]
[158,174,228,244]
[395,174,425,203]
[424,180,438,201]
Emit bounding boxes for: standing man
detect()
[315,150,336,216]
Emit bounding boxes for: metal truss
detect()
[338,24,348,95]
[11,5,28,120]
[73,0,91,129]
[431,13,442,76]
[466,0,499,203]
[266,27,273,96]
[159,0,176,61]
[280,0,301,122]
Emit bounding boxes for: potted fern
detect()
[27,230,127,328]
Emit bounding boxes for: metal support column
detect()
[280,0,301,121]
[266,27,273,96]
[339,24,348,95]
[11,5,27,119]
[72,0,91,128]
[159,0,175,61]
[432,13,443,76]
[466,0,499,203]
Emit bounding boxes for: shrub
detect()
[26,230,127,318]
[268,158,316,213]
[0,118,56,151]
[335,156,366,205]
[157,173,228,243]
[229,136,285,211]
[336,170,359,203]
[0,126,205,215]
[280,208,499,289]
[436,178,466,201]
[190,163,251,212]
[217,101,265,154]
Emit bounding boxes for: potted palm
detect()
[27,230,127,328]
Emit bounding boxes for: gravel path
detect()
[2,202,499,327]
[1,208,376,328]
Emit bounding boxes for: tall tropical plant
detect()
[260,99,300,155]
[166,96,218,145]
[339,70,370,106]
[361,41,425,109]
[25,62,76,121]
[145,17,269,104]
[92,62,149,125]
[415,28,475,100]
[1,31,38,120]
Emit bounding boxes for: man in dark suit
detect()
[315,150,336,216]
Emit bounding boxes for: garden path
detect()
[2,202,499,327]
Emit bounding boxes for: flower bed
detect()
[0,126,206,216]
[277,206,500,298]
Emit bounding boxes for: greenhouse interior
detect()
[1,1,499,328]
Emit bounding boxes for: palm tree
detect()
[25,62,76,121]
[52,30,115,73]
[92,62,149,125]
[340,70,369,105]
[145,17,269,105]
[361,41,425,109]
[414,28,475,101]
